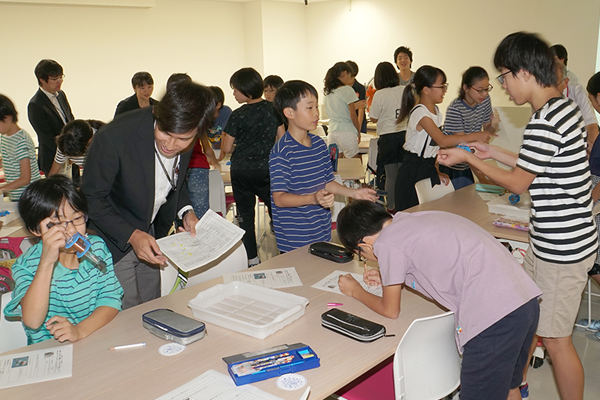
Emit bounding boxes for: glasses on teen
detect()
[431,83,449,91]
[470,84,493,94]
[47,215,88,229]
[48,75,65,81]
[497,71,511,85]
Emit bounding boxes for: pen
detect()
[327,303,343,307]
[109,342,146,350]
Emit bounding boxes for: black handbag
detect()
[321,308,386,342]
[309,241,353,263]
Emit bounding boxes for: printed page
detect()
[155,369,283,400]
[157,210,244,272]
[0,344,73,389]
[223,267,303,288]
[312,270,382,297]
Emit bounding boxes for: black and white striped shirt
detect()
[517,97,598,264]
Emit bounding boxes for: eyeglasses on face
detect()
[46,214,88,229]
[470,84,493,94]
[431,83,449,91]
[48,75,65,81]
[497,71,511,85]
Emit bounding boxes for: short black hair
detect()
[587,72,600,97]
[263,75,284,90]
[166,73,192,91]
[34,59,63,86]
[346,60,359,77]
[19,175,88,234]
[154,80,216,135]
[493,32,555,88]
[0,94,18,123]
[393,46,413,69]
[131,71,154,88]
[337,200,392,253]
[56,119,103,157]
[374,62,399,90]
[324,62,352,95]
[273,80,318,124]
[209,86,225,105]
[230,68,264,99]
[549,44,568,65]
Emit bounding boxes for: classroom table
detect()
[405,185,529,243]
[1,247,444,400]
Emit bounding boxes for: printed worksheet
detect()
[312,270,383,297]
[0,344,73,389]
[157,210,244,272]
[223,267,303,288]
[155,369,283,400]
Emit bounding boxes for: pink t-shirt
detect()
[374,211,541,352]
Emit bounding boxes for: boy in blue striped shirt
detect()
[269,81,376,253]
[4,176,123,344]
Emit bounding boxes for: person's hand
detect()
[439,172,450,186]
[437,147,469,167]
[128,229,167,265]
[46,316,81,343]
[357,134,361,144]
[353,187,377,202]
[178,211,199,237]
[207,155,220,170]
[338,273,362,297]
[315,190,335,208]
[355,99,366,109]
[470,141,493,160]
[363,267,382,286]
[39,218,68,268]
[490,109,501,131]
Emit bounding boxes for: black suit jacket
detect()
[28,89,74,175]
[82,107,192,263]
[114,94,158,118]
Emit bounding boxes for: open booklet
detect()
[156,210,244,273]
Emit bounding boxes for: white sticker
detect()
[158,342,186,356]
[276,373,307,391]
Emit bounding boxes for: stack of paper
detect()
[487,193,531,222]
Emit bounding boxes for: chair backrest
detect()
[393,311,461,400]
[0,291,27,353]
[414,178,455,204]
[367,137,378,172]
[208,169,227,215]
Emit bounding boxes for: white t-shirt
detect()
[564,83,598,128]
[324,85,358,134]
[403,104,443,159]
[369,85,407,135]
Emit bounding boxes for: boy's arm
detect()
[199,135,219,168]
[338,273,402,318]
[47,306,119,343]
[419,117,495,148]
[272,190,333,208]
[348,102,360,134]
[324,181,377,201]
[220,132,234,155]
[1,158,32,193]
[47,159,63,177]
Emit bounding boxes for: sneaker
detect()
[519,383,529,400]
[576,319,600,331]
[248,256,260,267]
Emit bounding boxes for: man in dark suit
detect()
[28,59,75,178]
[82,81,216,309]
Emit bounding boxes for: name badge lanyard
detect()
[154,147,179,191]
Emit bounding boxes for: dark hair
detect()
[459,67,489,99]
[166,73,192,92]
[346,60,359,77]
[19,175,88,234]
[56,119,104,157]
[0,94,18,123]
[131,71,154,88]
[549,44,568,65]
[263,75,284,90]
[230,68,264,99]
[587,72,600,97]
[324,62,352,95]
[398,65,446,123]
[393,46,413,69]
[493,32,555,88]
[209,86,225,105]
[374,62,399,90]
[337,200,392,252]
[273,80,319,124]
[154,81,216,135]
[34,59,63,86]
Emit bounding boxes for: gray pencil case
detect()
[142,308,206,345]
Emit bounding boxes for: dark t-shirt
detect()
[352,80,367,133]
[224,100,281,170]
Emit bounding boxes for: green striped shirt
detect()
[0,129,41,201]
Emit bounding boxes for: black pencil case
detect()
[321,308,386,342]
[309,241,353,263]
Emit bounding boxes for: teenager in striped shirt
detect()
[438,32,597,400]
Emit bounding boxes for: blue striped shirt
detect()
[4,235,123,344]
[269,133,335,252]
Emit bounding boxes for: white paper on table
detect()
[477,192,501,202]
[155,369,283,400]
[157,210,244,273]
[223,267,303,288]
[0,344,73,389]
[312,270,382,297]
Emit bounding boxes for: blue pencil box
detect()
[223,342,320,386]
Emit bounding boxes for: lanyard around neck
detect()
[154,146,179,191]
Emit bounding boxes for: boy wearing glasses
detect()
[4,176,123,344]
[438,32,597,400]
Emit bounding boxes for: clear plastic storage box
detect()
[187,281,309,339]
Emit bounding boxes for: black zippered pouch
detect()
[309,241,353,263]
[321,309,386,342]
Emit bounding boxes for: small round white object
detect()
[276,373,307,391]
[158,342,186,356]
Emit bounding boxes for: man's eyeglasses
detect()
[497,71,511,85]
[46,215,88,229]
[48,75,65,81]
[431,83,449,91]
[470,84,493,94]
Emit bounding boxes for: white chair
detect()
[366,137,378,185]
[0,291,27,353]
[208,168,227,216]
[414,178,455,204]
[394,311,461,400]
[160,240,247,296]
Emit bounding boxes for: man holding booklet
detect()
[82,81,216,309]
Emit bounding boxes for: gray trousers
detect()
[114,249,161,310]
